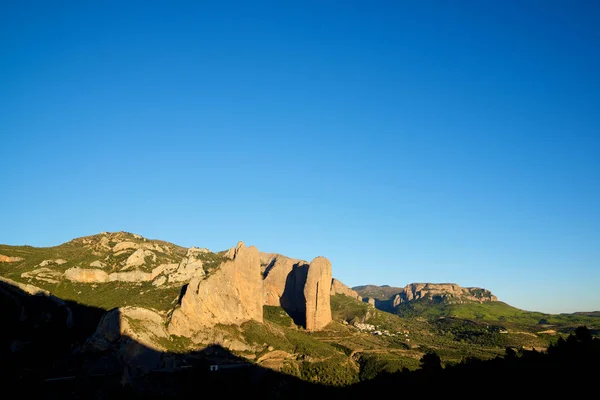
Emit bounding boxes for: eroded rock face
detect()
[123,249,156,269]
[304,256,332,332]
[261,252,333,331]
[167,241,263,338]
[64,267,109,283]
[0,254,24,262]
[90,260,106,268]
[168,247,206,283]
[108,271,152,282]
[21,267,63,284]
[330,278,361,300]
[261,253,306,307]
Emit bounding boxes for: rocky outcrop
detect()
[330,278,361,300]
[108,271,152,282]
[167,241,263,338]
[82,306,169,352]
[112,240,170,254]
[64,267,109,283]
[304,256,332,332]
[391,283,498,306]
[0,254,24,262]
[90,260,106,268]
[261,252,333,331]
[168,247,206,283]
[39,259,67,267]
[62,264,179,284]
[79,307,170,384]
[21,268,63,284]
[261,253,306,307]
[123,249,156,269]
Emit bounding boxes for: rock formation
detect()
[330,278,361,300]
[167,241,263,338]
[261,252,333,331]
[0,254,24,262]
[261,253,307,307]
[64,267,109,283]
[168,247,206,283]
[392,283,498,306]
[304,256,332,332]
[123,249,156,269]
[78,306,170,384]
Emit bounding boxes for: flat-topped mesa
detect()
[392,282,498,307]
[167,241,263,338]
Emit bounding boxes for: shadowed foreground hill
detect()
[0,278,328,399]
[2,278,600,399]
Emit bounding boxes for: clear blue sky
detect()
[1,1,599,314]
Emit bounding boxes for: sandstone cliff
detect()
[330,278,361,300]
[304,256,332,331]
[260,252,333,331]
[261,253,307,307]
[167,241,263,338]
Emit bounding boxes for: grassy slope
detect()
[0,233,210,312]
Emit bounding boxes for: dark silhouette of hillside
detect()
[1,279,599,399]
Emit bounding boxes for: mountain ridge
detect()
[2,231,600,397]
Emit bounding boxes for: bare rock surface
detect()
[123,249,156,269]
[0,254,24,262]
[330,278,361,300]
[167,241,263,338]
[304,256,332,332]
[64,267,109,283]
[261,253,306,307]
[21,267,63,284]
[168,247,206,283]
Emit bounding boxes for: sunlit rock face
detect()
[167,241,263,337]
[261,252,333,331]
[261,253,306,307]
[330,278,361,300]
[304,256,332,332]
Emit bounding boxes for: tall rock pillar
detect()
[304,256,332,332]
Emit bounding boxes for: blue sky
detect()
[1,0,598,314]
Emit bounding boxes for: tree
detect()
[575,326,592,343]
[420,351,442,373]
